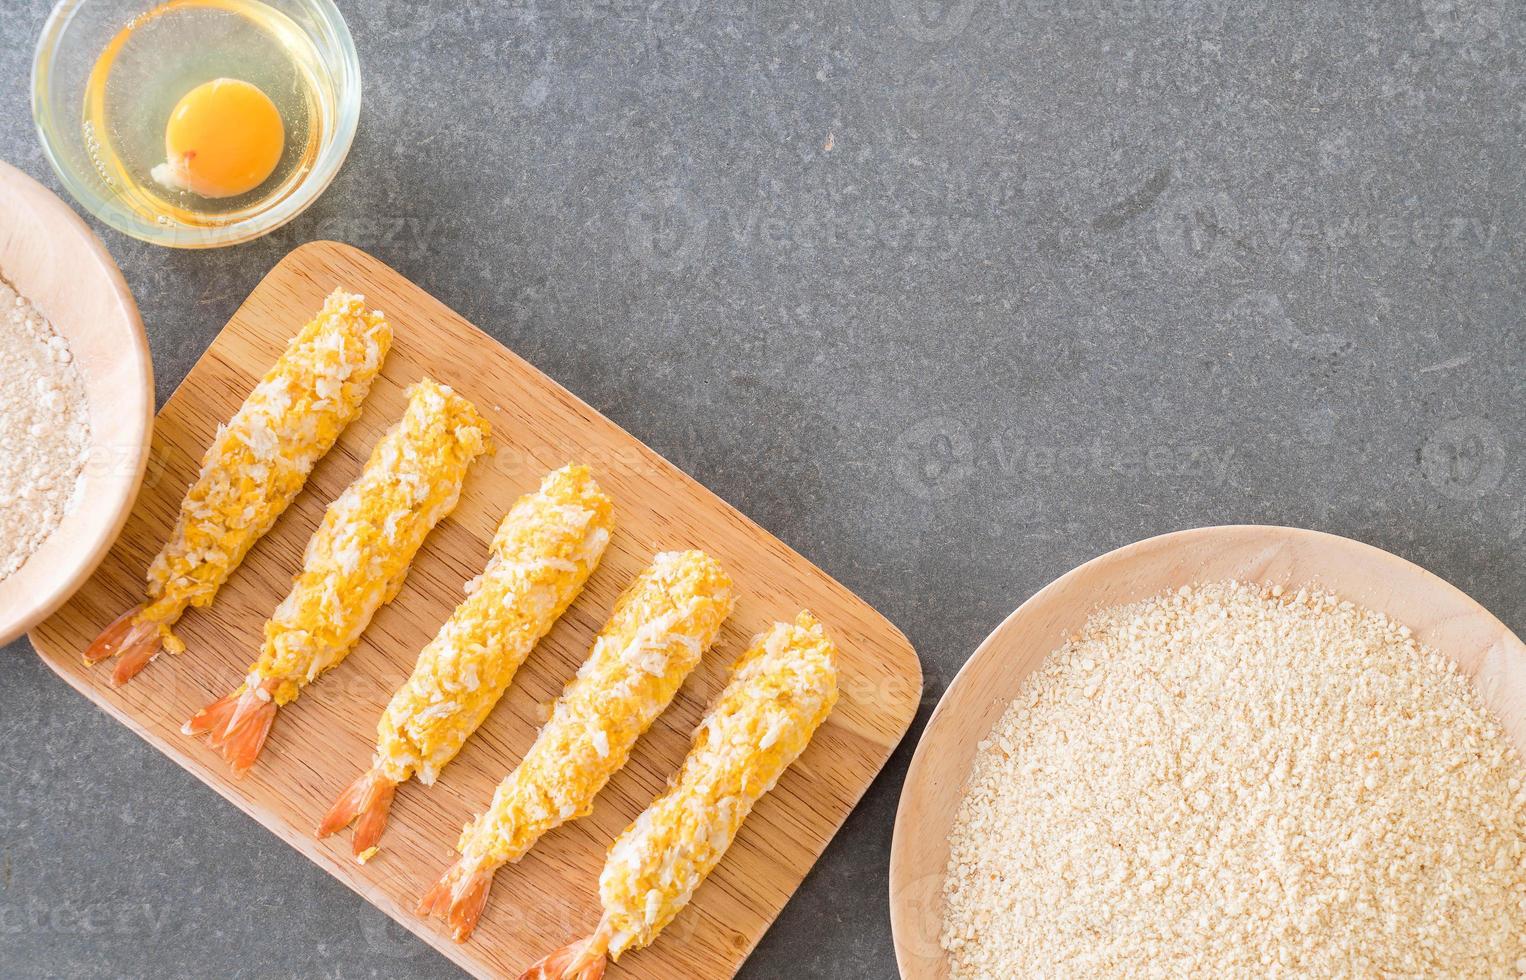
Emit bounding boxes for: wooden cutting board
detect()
[30,241,922,980]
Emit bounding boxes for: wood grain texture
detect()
[889,525,1526,979]
[0,159,153,644]
[29,241,922,980]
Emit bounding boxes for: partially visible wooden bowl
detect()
[889,525,1526,978]
[0,159,152,645]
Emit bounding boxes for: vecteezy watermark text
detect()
[625,187,986,272]
[893,416,1236,500]
[891,0,1278,43]
[0,901,174,937]
[1153,189,1500,270]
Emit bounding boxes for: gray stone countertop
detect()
[1,1,1522,977]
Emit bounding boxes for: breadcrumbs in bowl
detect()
[0,160,152,645]
[941,582,1526,977]
[891,525,1526,976]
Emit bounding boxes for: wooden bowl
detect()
[0,159,152,645]
[889,524,1526,978]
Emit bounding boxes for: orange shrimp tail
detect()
[518,938,608,980]
[85,607,163,681]
[418,858,495,943]
[317,768,398,857]
[184,687,277,778]
[84,606,139,663]
[110,624,166,685]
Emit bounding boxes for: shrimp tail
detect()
[83,606,139,663]
[84,606,163,681]
[317,768,398,858]
[182,690,240,738]
[518,933,610,980]
[184,686,277,778]
[418,857,495,943]
[110,623,167,685]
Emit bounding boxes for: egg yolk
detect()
[156,78,284,199]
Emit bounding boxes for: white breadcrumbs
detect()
[941,582,1526,978]
[0,275,90,580]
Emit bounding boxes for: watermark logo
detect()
[1153,188,1240,270]
[617,159,1014,272]
[356,899,427,959]
[1023,0,1275,20]
[1153,190,1499,270]
[626,188,709,273]
[891,0,980,42]
[893,416,976,500]
[0,901,174,938]
[495,0,704,32]
[645,0,704,32]
[1421,0,1505,44]
[1420,416,1506,500]
[893,418,1237,500]
[377,0,440,43]
[891,871,953,962]
[309,216,449,260]
[625,200,981,272]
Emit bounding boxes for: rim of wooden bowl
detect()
[0,159,152,645]
[888,524,1526,979]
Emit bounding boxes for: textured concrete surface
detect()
[2,1,1523,977]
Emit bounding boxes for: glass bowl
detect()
[32,0,360,249]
